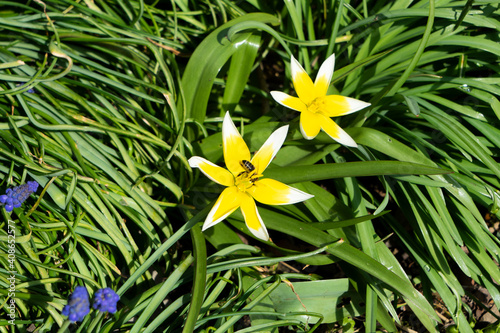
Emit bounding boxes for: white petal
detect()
[290,55,316,104]
[345,98,371,115]
[202,187,241,231]
[222,111,239,138]
[251,125,289,172]
[270,91,292,107]
[240,195,269,241]
[281,186,315,204]
[222,111,251,175]
[320,117,358,147]
[314,53,335,94]
[249,178,314,205]
[270,91,307,112]
[188,156,234,186]
[290,55,308,83]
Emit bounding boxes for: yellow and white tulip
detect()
[271,54,370,147]
[188,112,314,241]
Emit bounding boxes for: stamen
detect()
[234,170,261,192]
[307,97,321,113]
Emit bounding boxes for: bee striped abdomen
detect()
[240,160,255,173]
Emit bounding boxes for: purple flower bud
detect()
[16,83,35,93]
[62,286,90,322]
[0,181,38,212]
[92,288,120,313]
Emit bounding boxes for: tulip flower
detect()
[188,112,314,241]
[271,54,370,147]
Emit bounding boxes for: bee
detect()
[238,160,259,183]
[240,160,255,173]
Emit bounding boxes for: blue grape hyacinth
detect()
[62,286,90,322]
[93,288,120,313]
[0,181,39,212]
[16,83,35,93]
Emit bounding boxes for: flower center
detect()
[307,97,325,115]
[234,160,261,192]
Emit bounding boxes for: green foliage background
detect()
[0,0,499,332]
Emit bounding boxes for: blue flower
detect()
[16,83,35,93]
[0,181,39,212]
[93,288,120,313]
[62,286,90,322]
